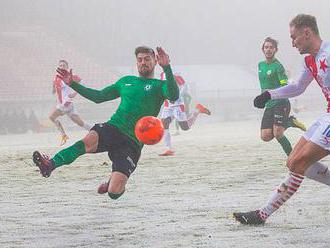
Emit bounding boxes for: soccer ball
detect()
[135,116,164,145]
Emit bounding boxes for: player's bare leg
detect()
[159,117,174,156]
[173,120,180,135]
[49,108,68,146]
[184,103,211,128]
[234,138,330,225]
[33,130,98,177]
[98,172,127,199]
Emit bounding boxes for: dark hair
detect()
[262,37,278,50]
[135,46,155,57]
[290,14,319,35]
[59,59,69,67]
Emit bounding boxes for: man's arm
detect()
[270,68,313,99]
[161,65,179,101]
[70,81,120,103]
[56,69,120,103]
[277,63,289,87]
[156,47,179,101]
[254,67,313,108]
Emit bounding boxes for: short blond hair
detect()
[290,14,319,35]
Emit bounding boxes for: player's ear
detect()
[304,28,312,39]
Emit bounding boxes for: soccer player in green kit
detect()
[258,37,306,156]
[32,46,179,200]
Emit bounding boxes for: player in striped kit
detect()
[159,72,211,156]
[234,14,330,225]
[50,60,92,146]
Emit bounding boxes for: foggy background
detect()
[0,0,329,134]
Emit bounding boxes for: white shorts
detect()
[303,113,330,151]
[161,105,188,122]
[56,102,76,116]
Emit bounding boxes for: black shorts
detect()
[261,101,291,129]
[91,123,141,178]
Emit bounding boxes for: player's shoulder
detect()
[273,59,285,70]
[258,60,266,67]
[119,75,137,81]
[153,78,164,83]
[115,75,138,84]
[53,74,60,82]
[273,58,283,65]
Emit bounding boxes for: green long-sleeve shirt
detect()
[70,65,179,147]
[258,59,289,108]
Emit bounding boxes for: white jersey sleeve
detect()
[269,63,313,99]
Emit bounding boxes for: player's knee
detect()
[180,125,189,131]
[287,155,306,174]
[76,122,84,127]
[273,130,284,140]
[163,123,170,129]
[261,134,273,142]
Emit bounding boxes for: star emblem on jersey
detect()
[144,85,152,91]
[320,58,328,73]
[266,70,272,76]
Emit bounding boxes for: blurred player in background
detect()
[173,83,192,135]
[159,72,211,156]
[256,37,306,156]
[50,60,92,145]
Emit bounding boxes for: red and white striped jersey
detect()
[270,42,330,112]
[304,42,330,111]
[53,75,74,106]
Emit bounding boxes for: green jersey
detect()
[70,65,179,147]
[258,58,289,108]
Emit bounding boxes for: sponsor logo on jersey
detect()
[144,85,152,91]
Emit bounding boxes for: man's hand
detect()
[156,47,170,68]
[56,68,81,85]
[254,91,271,108]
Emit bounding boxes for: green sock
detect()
[52,140,86,168]
[277,136,292,156]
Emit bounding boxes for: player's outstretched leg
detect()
[33,140,87,177]
[184,103,211,129]
[32,151,55,177]
[233,171,304,225]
